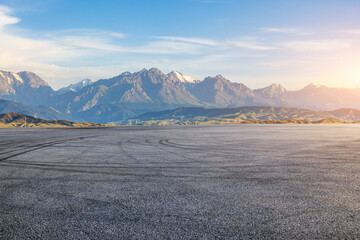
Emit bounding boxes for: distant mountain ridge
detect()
[0,99,71,121]
[1,68,360,123]
[0,112,104,127]
[119,106,360,125]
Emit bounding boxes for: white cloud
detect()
[0,5,20,28]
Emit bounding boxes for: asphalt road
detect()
[0,125,360,239]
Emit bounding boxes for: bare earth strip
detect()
[0,125,359,239]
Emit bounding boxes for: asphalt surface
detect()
[0,125,359,239]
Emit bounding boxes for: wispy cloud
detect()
[109,32,126,38]
[227,41,275,50]
[154,36,218,46]
[262,28,312,35]
[282,40,350,52]
[56,35,125,51]
[264,28,297,33]
[260,61,287,68]
[340,29,360,35]
[135,41,209,54]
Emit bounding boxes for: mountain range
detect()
[1,68,360,123]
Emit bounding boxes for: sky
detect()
[0,0,360,90]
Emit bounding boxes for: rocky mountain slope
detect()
[0,71,53,105]
[190,75,260,107]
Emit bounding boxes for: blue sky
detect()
[0,0,360,89]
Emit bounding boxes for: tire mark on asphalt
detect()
[0,159,335,178]
[0,135,99,163]
[144,139,197,162]
[158,138,253,158]
[0,140,68,162]
[156,138,294,181]
[0,161,331,183]
[0,138,62,155]
[159,139,201,150]
[117,140,142,164]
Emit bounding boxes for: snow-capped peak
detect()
[0,71,24,84]
[11,72,23,83]
[169,71,196,83]
[269,83,287,92]
[308,83,323,88]
[77,79,92,87]
[57,78,93,94]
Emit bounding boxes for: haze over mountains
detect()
[1,68,360,123]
